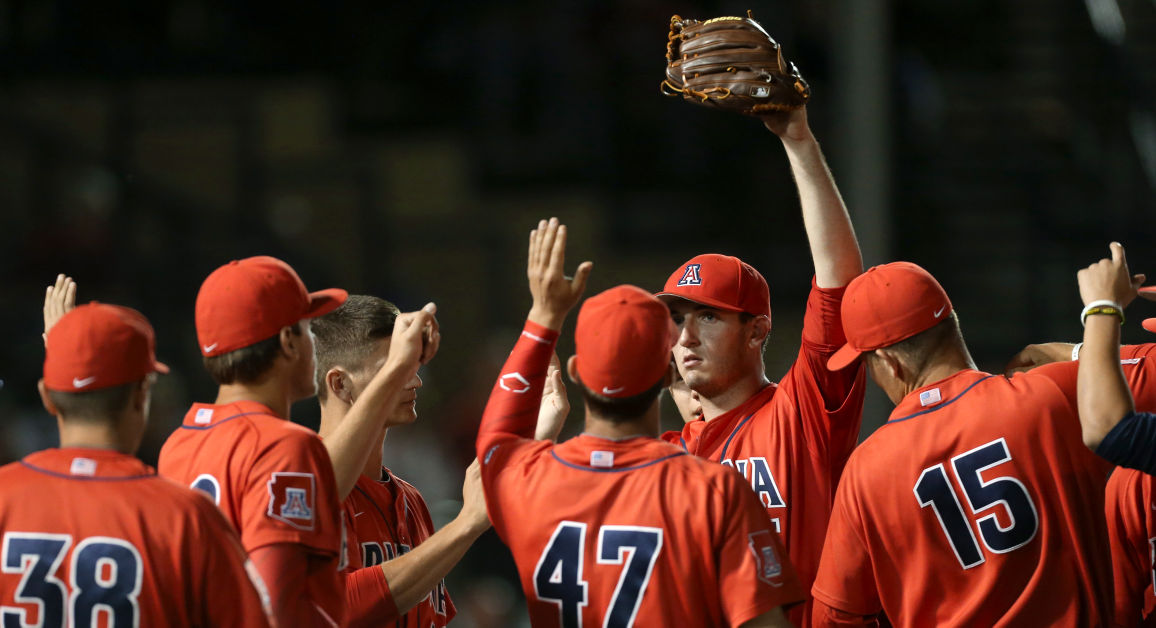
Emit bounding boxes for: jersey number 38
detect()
[914,437,1039,569]
[533,522,663,628]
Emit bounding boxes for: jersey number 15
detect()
[913,438,1039,569]
[533,522,662,628]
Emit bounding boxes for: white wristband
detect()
[1081,300,1123,327]
[1071,342,1083,361]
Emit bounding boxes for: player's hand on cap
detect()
[1004,342,1076,377]
[527,217,593,331]
[459,458,491,535]
[1077,242,1145,308]
[43,273,77,342]
[534,353,569,441]
[387,303,441,374]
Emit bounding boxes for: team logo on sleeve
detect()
[748,530,783,585]
[267,472,317,530]
[676,264,702,286]
[499,372,531,394]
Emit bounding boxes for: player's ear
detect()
[278,323,301,360]
[37,379,59,417]
[325,367,354,404]
[663,360,678,388]
[749,315,771,349]
[566,355,580,384]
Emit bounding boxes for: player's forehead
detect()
[666,299,735,318]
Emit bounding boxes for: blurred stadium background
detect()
[1,0,1154,624]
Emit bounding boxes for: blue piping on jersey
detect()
[548,451,687,473]
[19,461,155,482]
[885,375,995,425]
[177,411,268,430]
[718,413,756,460]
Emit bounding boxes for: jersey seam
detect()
[18,461,155,481]
[178,410,268,430]
[885,375,995,425]
[547,450,686,473]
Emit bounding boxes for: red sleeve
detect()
[1106,469,1151,628]
[251,544,338,628]
[341,566,397,627]
[476,321,560,461]
[193,496,275,627]
[812,469,882,617]
[240,430,343,557]
[813,599,881,627]
[783,279,866,466]
[1034,349,1156,412]
[716,472,805,625]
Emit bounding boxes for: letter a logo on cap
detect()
[676,264,702,286]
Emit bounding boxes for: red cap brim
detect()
[154,360,170,374]
[1143,318,1156,333]
[304,288,348,319]
[827,343,863,371]
[1140,286,1156,301]
[654,292,745,313]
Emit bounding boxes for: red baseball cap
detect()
[574,285,677,399]
[827,261,953,371]
[44,303,170,392]
[195,256,348,357]
[656,254,771,319]
[1140,286,1156,333]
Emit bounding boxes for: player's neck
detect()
[905,346,978,398]
[698,372,770,421]
[583,405,660,440]
[214,380,292,420]
[56,417,136,454]
[361,428,387,478]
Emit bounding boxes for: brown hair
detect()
[310,295,400,400]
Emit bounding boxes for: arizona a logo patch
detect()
[267,472,317,530]
[676,263,703,286]
[748,529,784,585]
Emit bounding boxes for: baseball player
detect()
[158,256,439,627]
[477,218,804,627]
[657,107,865,626]
[311,295,491,627]
[1,300,273,626]
[811,261,1115,626]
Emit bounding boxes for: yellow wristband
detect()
[1081,301,1125,326]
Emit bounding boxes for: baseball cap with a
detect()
[196,256,348,357]
[575,285,677,399]
[44,303,170,392]
[656,254,771,319]
[827,261,953,371]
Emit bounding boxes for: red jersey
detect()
[662,280,865,627]
[158,400,345,625]
[0,448,272,627]
[812,368,1113,627]
[341,468,456,627]
[478,321,805,627]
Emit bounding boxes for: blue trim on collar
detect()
[548,451,686,473]
[178,411,267,430]
[886,375,995,425]
[719,413,756,459]
[19,461,154,482]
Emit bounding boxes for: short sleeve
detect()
[1096,412,1156,474]
[1105,469,1149,627]
[239,430,343,556]
[715,473,805,625]
[480,438,551,541]
[191,495,274,627]
[811,475,882,616]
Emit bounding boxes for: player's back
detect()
[0,448,269,627]
[820,368,1112,626]
[486,434,802,628]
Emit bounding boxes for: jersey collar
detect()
[182,400,279,427]
[888,369,992,424]
[680,383,777,455]
[21,448,154,479]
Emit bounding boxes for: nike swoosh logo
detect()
[933,305,947,318]
[202,343,218,354]
[73,376,96,389]
[602,386,625,395]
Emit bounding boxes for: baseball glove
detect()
[661,11,810,116]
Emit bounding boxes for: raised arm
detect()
[763,108,862,289]
[1077,242,1144,449]
[325,304,440,498]
[476,218,591,458]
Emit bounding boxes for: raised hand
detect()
[387,303,440,376]
[535,353,569,441]
[527,217,593,330]
[1004,343,1077,377]
[43,274,77,340]
[1077,242,1145,308]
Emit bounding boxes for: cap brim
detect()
[154,360,171,375]
[1140,286,1156,301]
[826,344,863,371]
[1143,318,1156,333]
[303,288,348,319]
[654,291,745,313]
